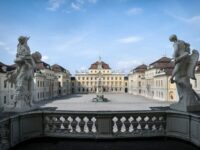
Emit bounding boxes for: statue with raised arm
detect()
[169,34,200,112]
[5,36,41,111]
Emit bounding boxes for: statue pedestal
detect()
[3,100,38,112]
[92,94,109,102]
[170,100,200,112]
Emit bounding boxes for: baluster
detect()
[60,116,65,130]
[75,117,81,133]
[136,116,142,132]
[52,116,58,131]
[91,117,97,133]
[112,117,118,133]
[128,116,134,132]
[144,124,149,130]
[67,116,73,133]
[159,125,163,131]
[152,124,157,131]
[83,117,89,133]
[45,116,50,131]
[144,116,149,130]
[120,116,126,133]
[151,116,157,131]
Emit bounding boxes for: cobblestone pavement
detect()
[39,94,174,111]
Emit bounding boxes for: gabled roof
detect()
[0,62,16,73]
[51,64,66,73]
[0,61,6,66]
[150,57,171,65]
[149,57,171,69]
[163,61,174,75]
[36,61,51,70]
[132,64,147,73]
[89,61,111,69]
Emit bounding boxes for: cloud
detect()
[70,0,97,11]
[42,55,49,61]
[47,0,65,11]
[118,36,143,44]
[184,15,200,25]
[166,11,200,26]
[46,0,98,11]
[71,2,82,10]
[126,7,143,15]
[0,41,15,55]
[115,60,141,73]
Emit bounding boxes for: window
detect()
[4,96,6,104]
[10,95,14,99]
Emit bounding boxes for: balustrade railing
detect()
[112,113,166,137]
[0,110,199,150]
[44,113,97,136]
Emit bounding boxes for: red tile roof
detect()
[51,64,66,73]
[36,61,51,70]
[0,62,16,73]
[149,57,171,69]
[132,64,147,73]
[89,61,111,69]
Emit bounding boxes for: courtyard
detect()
[39,94,174,111]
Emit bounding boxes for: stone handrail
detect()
[0,110,200,150]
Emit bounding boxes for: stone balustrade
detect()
[0,110,200,150]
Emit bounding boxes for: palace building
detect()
[128,57,178,101]
[74,58,126,93]
[0,61,71,109]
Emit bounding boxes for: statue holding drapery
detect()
[169,34,200,112]
[6,36,41,111]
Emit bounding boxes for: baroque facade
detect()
[74,58,126,94]
[128,56,200,101]
[2,56,200,106]
[128,57,178,101]
[0,61,71,109]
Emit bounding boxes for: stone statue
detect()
[169,34,200,112]
[6,36,41,111]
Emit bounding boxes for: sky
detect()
[0,0,200,74]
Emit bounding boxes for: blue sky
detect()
[0,0,200,74]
